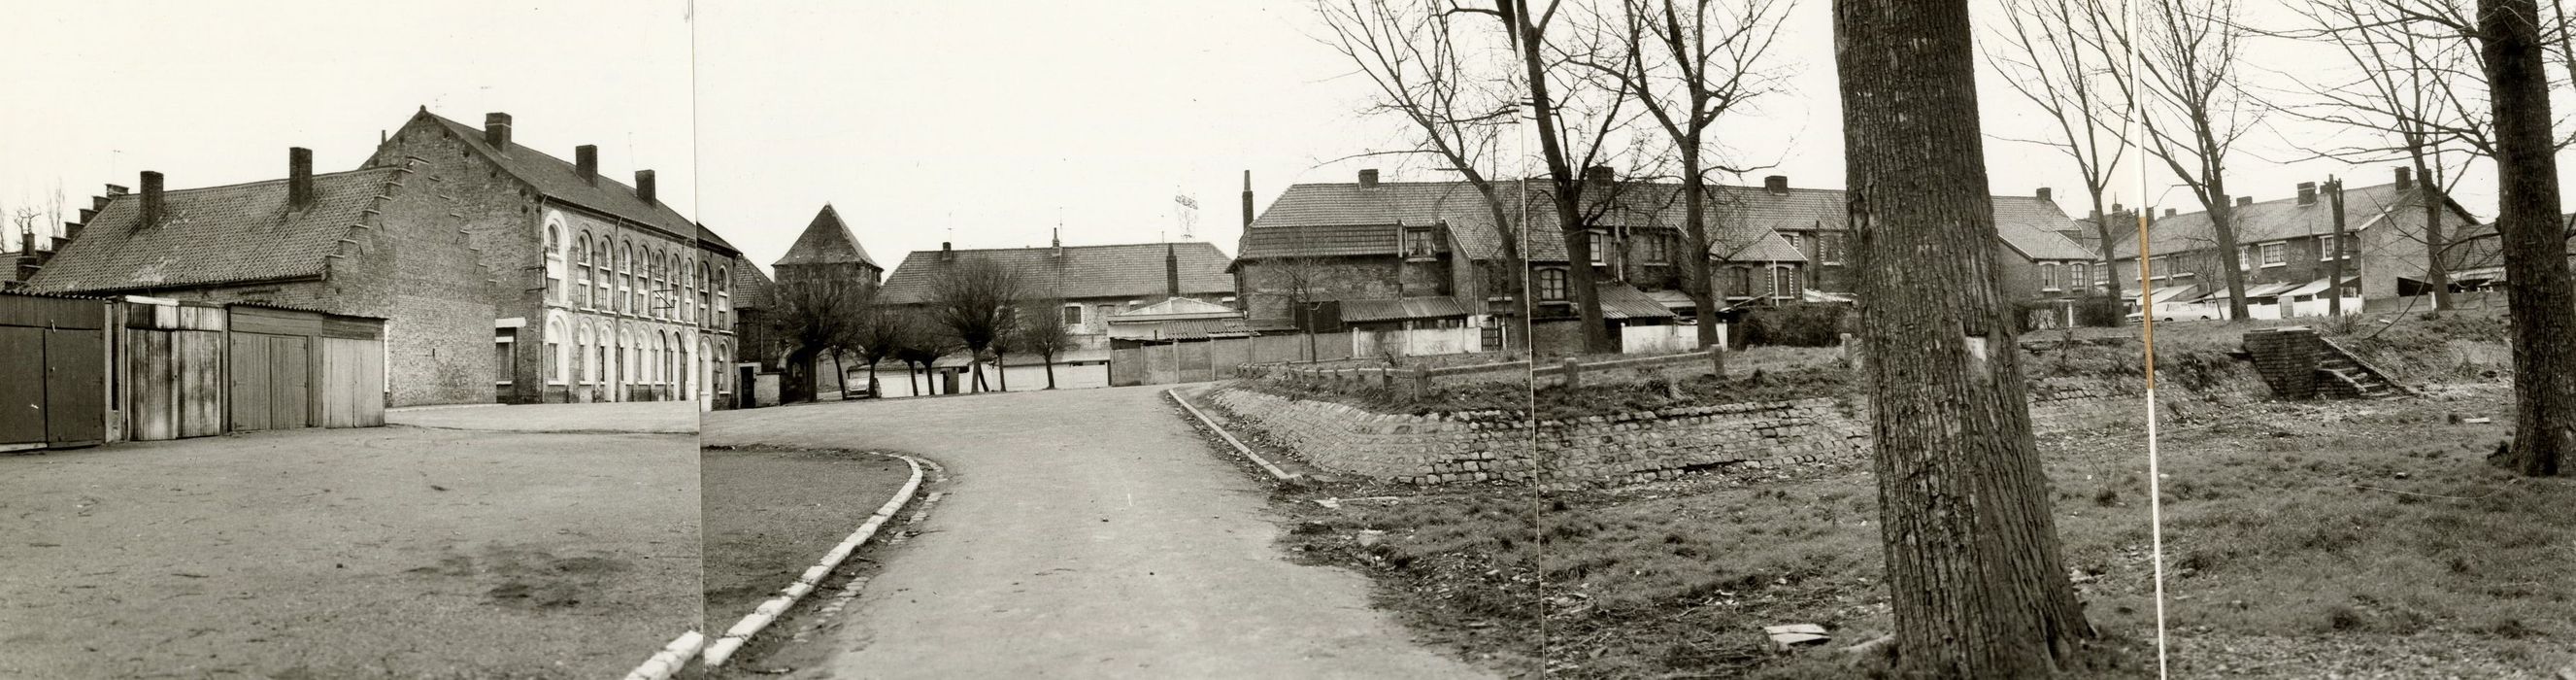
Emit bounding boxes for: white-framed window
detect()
[1062,304,1084,326]
[2070,262,2090,291]
[1770,264,1797,298]
[1535,267,1569,301]
[2318,234,2353,261]
[2259,242,2286,267]
[1404,227,1438,258]
[547,318,568,385]
[1588,231,1609,266]
[1728,266,1754,298]
[2041,262,2061,290]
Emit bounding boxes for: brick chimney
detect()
[2164,208,2177,218]
[1584,165,1614,187]
[2235,195,2253,207]
[288,147,315,209]
[2393,166,2414,190]
[139,171,165,226]
[484,113,513,149]
[1165,242,1181,298]
[2036,187,2053,202]
[576,145,599,185]
[634,170,656,204]
[2296,182,2317,206]
[1763,175,1789,194]
[1358,168,1380,189]
[1241,170,1255,228]
[939,241,953,261]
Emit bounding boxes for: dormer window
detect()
[1403,226,1438,259]
[1588,231,1609,266]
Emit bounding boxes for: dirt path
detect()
[703,386,1493,679]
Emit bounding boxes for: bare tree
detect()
[1582,0,1795,349]
[849,304,919,397]
[765,278,867,403]
[2482,0,2576,475]
[1835,0,2094,672]
[1010,299,1076,389]
[1315,0,1527,312]
[2092,0,2263,320]
[925,257,1026,392]
[1988,0,2130,269]
[1489,0,1645,354]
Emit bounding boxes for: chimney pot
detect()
[139,171,165,226]
[2296,182,2318,206]
[1763,175,1789,193]
[484,113,513,149]
[1241,170,1255,228]
[288,147,315,209]
[634,170,656,204]
[1357,169,1380,188]
[576,145,598,185]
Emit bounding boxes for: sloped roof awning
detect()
[2282,276,2357,298]
[2244,282,2303,298]
[1340,296,1469,323]
[1800,289,1857,304]
[2121,285,2199,303]
[1108,318,1257,341]
[1598,283,1680,320]
[1645,289,1697,311]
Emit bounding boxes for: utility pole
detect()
[2327,178,2348,318]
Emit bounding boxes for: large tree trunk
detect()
[2417,154,2452,310]
[2484,0,2576,476]
[1833,0,2095,674]
[1682,148,1723,349]
[830,351,848,398]
[1506,0,1614,356]
[1043,352,1058,389]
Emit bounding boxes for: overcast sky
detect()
[4,2,2564,270]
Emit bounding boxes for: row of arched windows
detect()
[544,214,734,326]
[541,314,736,398]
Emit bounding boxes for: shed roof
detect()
[876,241,1233,305]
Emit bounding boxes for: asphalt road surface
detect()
[704,386,1491,679]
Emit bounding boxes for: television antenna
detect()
[1173,191,1199,241]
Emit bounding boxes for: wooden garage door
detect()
[0,326,44,447]
[230,333,313,432]
[44,328,106,445]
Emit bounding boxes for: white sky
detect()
[4,1,2565,268]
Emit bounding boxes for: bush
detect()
[2075,295,2128,327]
[1739,304,1854,347]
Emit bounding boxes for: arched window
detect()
[547,224,560,253]
[546,317,568,385]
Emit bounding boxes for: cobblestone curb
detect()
[1168,387,1301,483]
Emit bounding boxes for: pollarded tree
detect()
[1833,0,2096,673]
[765,277,868,403]
[924,257,1026,392]
[1012,298,1077,390]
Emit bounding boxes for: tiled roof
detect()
[876,241,1233,305]
[1246,181,1516,260]
[415,112,737,254]
[1339,296,1467,323]
[730,256,776,310]
[775,204,878,268]
[1249,177,2072,264]
[1238,222,1404,259]
[28,168,404,292]
[1991,196,2097,260]
[2111,182,2471,259]
[1107,317,1255,341]
[1595,282,1678,320]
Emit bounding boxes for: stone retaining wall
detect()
[1210,372,2217,487]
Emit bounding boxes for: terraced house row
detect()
[23,110,755,409]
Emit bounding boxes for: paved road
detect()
[0,403,698,679]
[705,386,1491,680]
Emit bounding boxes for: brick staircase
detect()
[2243,326,2411,400]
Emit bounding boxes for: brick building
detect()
[363,110,747,408]
[27,151,502,406]
[2108,168,2493,314]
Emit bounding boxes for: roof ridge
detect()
[130,166,405,198]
